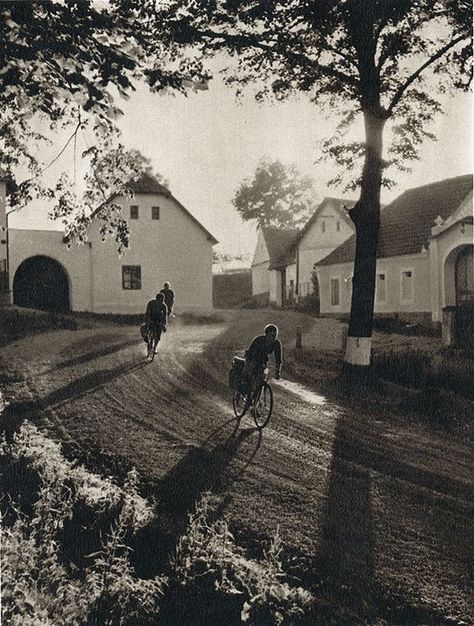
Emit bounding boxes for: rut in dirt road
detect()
[2,314,473,623]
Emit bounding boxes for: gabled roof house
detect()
[251,197,356,307]
[315,175,473,338]
[251,226,299,306]
[6,173,218,313]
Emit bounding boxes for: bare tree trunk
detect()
[344,111,385,370]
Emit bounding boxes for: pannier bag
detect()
[228,356,245,389]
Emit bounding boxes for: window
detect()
[336,220,341,232]
[151,206,160,220]
[400,269,413,304]
[330,277,340,306]
[122,265,141,290]
[130,205,139,219]
[321,221,326,233]
[375,272,387,304]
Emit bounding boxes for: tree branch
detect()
[42,119,83,174]
[386,34,468,115]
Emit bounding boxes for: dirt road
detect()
[2,311,472,623]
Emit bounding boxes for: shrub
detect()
[169,493,314,625]
[1,425,166,626]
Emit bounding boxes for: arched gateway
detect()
[13,255,70,312]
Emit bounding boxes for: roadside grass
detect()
[1,423,316,626]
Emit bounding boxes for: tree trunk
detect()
[344,111,385,370]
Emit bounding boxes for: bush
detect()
[1,424,166,626]
[1,426,315,626]
[167,493,314,625]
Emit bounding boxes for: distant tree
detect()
[233,159,316,229]
[150,0,472,374]
[0,0,207,248]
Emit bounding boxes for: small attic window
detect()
[130,205,139,219]
[321,221,326,233]
[336,220,341,231]
[151,206,160,220]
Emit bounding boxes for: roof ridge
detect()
[403,173,472,194]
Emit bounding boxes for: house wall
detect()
[9,229,93,311]
[317,253,432,320]
[269,269,279,304]
[0,178,7,301]
[298,205,353,296]
[429,194,473,322]
[251,229,270,297]
[88,193,214,313]
[285,263,297,301]
[9,192,215,314]
[0,178,6,264]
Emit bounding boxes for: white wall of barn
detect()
[9,229,93,311]
[9,191,215,314]
[88,193,214,313]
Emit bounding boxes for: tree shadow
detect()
[318,416,374,603]
[0,359,148,442]
[41,359,147,410]
[42,338,142,374]
[133,425,260,576]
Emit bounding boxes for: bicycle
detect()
[146,326,160,361]
[232,367,273,429]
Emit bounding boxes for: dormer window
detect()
[130,205,139,220]
[151,206,160,220]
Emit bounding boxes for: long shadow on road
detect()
[318,416,374,601]
[133,422,260,576]
[42,338,142,374]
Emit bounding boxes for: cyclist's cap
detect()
[264,324,278,335]
[156,292,164,299]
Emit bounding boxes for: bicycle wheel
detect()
[252,382,273,429]
[232,389,249,418]
[147,333,157,361]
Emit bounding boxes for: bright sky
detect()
[11,74,473,258]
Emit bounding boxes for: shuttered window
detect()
[122,265,141,290]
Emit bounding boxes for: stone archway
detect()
[443,244,473,347]
[454,246,473,348]
[13,255,70,312]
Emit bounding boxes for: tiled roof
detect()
[261,227,299,268]
[316,174,473,267]
[128,172,172,197]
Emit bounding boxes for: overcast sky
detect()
[11,74,473,257]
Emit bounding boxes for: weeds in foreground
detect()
[1,424,314,625]
[171,495,313,624]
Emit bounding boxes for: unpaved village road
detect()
[2,311,473,623]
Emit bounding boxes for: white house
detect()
[4,173,218,313]
[0,170,7,301]
[251,226,299,306]
[315,175,473,342]
[268,197,356,302]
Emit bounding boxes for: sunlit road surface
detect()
[3,314,472,622]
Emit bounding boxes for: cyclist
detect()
[242,324,282,399]
[160,282,175,321]
[140,292,168,350]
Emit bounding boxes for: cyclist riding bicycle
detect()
[160,281,175,321]
[140,292,168,349]
[242,324,282,398]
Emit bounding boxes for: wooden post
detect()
[296,325,302,350]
